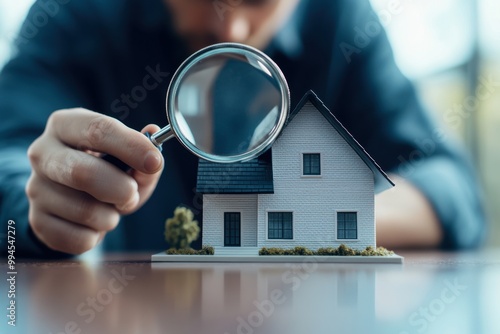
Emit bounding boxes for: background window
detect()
[303,153,321,175]
[367,0,500,247]
[337,212,357,239]
[268,212,293,239]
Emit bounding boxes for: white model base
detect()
[151,252,403,264]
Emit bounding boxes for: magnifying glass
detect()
[104,42,290,170]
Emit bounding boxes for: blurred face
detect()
[164,0,299,51]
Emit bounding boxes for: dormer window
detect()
[302,153,321,176]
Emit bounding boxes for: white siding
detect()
[202,194,258,247]
[257,102,375,250]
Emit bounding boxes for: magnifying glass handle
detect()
[101,125,173,172]
[149,124,174,147]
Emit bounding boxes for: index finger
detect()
[47,108,163,174]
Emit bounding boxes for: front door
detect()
[224,212,241,247]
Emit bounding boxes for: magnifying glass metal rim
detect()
[150,42,290,164]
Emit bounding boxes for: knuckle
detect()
[99,208,120,231]
[27,138,42,166]
[76,198,119,231]
[25,174,38,199]
[28,208,47,240]
[52,227,97,255]
[84,116,117,148]
[46,110,60,128]
[68,232,98,255]
[100,211,120,231]
[47,109,68,130]
[50,237,93,255]
[77,198,98,226]
[124,184,137,203]
[116,189,136,211]
[107,212,120,230]
[42,151,73,186]
[69,159,92,190]
[69,243,93,255]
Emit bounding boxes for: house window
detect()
[268,212,293,239]
[337,212,357,239]
[224,212,241,246]
[303,153,321,175]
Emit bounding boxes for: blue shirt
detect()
[0,0,486,257]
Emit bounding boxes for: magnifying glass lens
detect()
[168,45,289,163]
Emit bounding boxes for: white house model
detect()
[196,91,394,255]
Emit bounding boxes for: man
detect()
[0,0,485,257]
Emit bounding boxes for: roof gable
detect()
[290,91,394,193]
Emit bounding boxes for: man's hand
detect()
[25,108,164,254]
[376,175,443,249]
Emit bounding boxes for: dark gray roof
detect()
[196,90,394,194]
[196,149,273,194]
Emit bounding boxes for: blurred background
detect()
[0,0,499,247]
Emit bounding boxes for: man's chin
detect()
[181,35,268,52]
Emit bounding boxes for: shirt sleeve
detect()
[332,0,487,249]
[0,1,99,258]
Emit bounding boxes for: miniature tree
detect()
[165,207,200,250]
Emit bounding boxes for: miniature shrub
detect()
[199,245,215,255]
[272,248,285,255]
[165,207,200,250]
[316,247,338,256]
[359,246,393,256]
[259,246,314,256]
[166,245,214,255]
[260,247,312,255]
[166,248,193,255]
[337,244,358,256]
[258,248,269,255]
[258,245,394,256]
[259,247,285,255]
[360,246,377,256]
[292,246,314,256]
[373,247,394,256]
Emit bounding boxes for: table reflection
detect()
[1,252,498,334]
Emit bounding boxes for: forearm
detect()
[376,156,486,250]
[376,175,443,249]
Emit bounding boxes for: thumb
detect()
[116,124,164,215]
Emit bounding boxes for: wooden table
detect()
[2,250,500,334]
